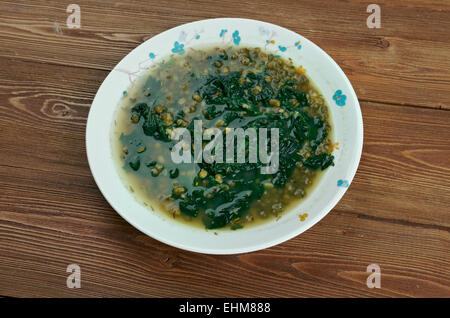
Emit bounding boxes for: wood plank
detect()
[342,101,450,228]
[0,0,449,109]
[1,206,449,297]
[0,49,449,297]
[0,57,448,229]
[0,57,449,297]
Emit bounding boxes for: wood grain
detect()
[0,56,449,297]
[347,102,450,228]
[0,57,448,229]
[1,209,449,298]
[0,0,449,298]
[0,0,449,109]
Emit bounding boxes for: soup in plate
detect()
[112,46,334,230]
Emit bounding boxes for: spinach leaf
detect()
[272,137,302,187]
[142,111,170,141]
[303,153,335,170]
[276,87,308,109]
[293,112,327,150]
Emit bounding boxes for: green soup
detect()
[112,46,334,230]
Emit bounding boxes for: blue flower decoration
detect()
[232,30,241,45]
[278,45,287,52]
[333,90,347,106]
[195,34,200,40]
[149,52,155,59]
[219,29,227,38]
[337,179,349,188]
[294,41,302,50]
[122,90,127,96]
[171,41,185,55]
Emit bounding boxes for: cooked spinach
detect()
[169,71,332,228]
[116,46,335,230]
[303,153,335,170]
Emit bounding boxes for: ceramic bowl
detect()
[86,18,363,254]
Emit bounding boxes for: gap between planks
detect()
[351,211,449,233]
[358,99,449,111]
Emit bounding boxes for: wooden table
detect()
[0,0,449,298]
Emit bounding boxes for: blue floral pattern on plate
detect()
[171,41,185,55]
[232,30,241,45]
[333,90,347,106]
[337,179,349,188]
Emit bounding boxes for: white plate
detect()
[86,18,363,254]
